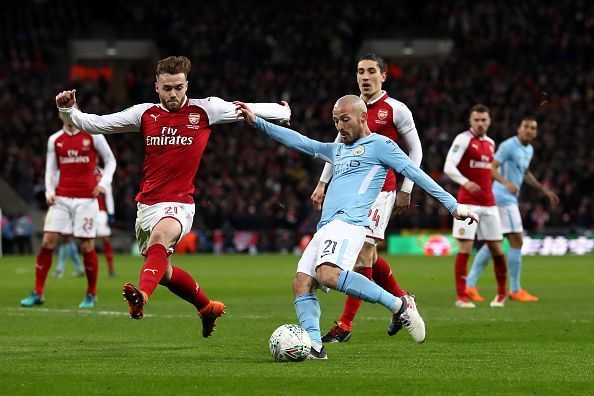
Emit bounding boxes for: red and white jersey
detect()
[319,91,421,193]
[45,130,116,199]
[366,92,420,192]
[60,97,290,205]
[444,129,496,206]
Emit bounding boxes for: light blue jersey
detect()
[492,136,534,205]
[254,117,458,230]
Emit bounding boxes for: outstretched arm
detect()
[235,101,334,162]
[201,97,291,125]
[524,170,560,205]
[56,90,145,134]
[379,138,477,223]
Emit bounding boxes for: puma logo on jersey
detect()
[143,268,158,275]
[150,114,160,121]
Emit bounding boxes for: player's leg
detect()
[78,238,98,308]
[294,231,326,358]
[20,231,60,306]
[325,242,374,342]
[316,220,425,343]
[68,239,84,276]
[54,241,67,278]
[102,237,115,277]
[479,206,507,307]
[21,199,71,306]
[500,204,537,301]
[465,244,490,302]
[160,264,225,337]
[485,240,506,307]
[506,232,536,301]
[452,210,479,307]
[73,198,99,308]
[96,211,115,277]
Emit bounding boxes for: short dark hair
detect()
[358,52,386,73]
[470,104,490,115]
[521,115,537,123]
[156,56,191,77]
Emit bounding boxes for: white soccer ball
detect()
[269,324,312,362]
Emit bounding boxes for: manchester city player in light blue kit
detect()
[235,96,478,359]
[465,117,559,303]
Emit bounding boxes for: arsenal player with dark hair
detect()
[443,104,507,308]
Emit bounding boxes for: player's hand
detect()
[545,189,560,206]
[92,185,106,197]
[46,195,56,205]
[310,182,327,211]
[233,101,256,125]
[463,181,481,194]
[280,100,291,126]
[55,89,77,109]
[394,191,411,215]
[108,214,115,226]
[505,182,518,194]
[453,205,479,225]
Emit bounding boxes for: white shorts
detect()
[44,196,98,238]
[365,190,397,245]
[498,204,523,234]
[452,205,503,241]
[96,211,111,237]
[297,220,366,283]
[135,202,195,255]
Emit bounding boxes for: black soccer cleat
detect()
[321,321,352,343]
[388,292,415,336]
[307,346,328,360]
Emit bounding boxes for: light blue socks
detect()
[507,248,522,292]
[336,270,401,313]
[295,293,322,348]
[466,244,491,288]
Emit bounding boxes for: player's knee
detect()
[79,239,94,252]
[41,233,59,249]
[355,245,374,269]
[292,276,310,296]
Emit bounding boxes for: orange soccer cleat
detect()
[509,289,539,302]
[199,300,226,338]
[122,283,147,320]
[465,286,485,302]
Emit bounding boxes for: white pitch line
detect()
[1,307,591,324]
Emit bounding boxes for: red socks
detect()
[138,244,169,299]
[455,252,470,297]
[492,254,507,297]
[103,240,114,272]
[82,250,99,296]
[338,267,372,328]
[166,266,210,311]
[372,256,404,297]
[34,247,54,295]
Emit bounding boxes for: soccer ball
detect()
[269,324,312,362]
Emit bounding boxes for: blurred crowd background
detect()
[1,0,592,253]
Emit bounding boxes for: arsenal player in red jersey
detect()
[56,56,290,338]
[310,53,423,342]
[443,104,507,308]
[20,111,116,309]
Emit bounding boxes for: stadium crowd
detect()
[1,0,592,252]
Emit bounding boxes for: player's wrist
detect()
[400,180,413,194]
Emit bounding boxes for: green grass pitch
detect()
[1,254,592,395]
